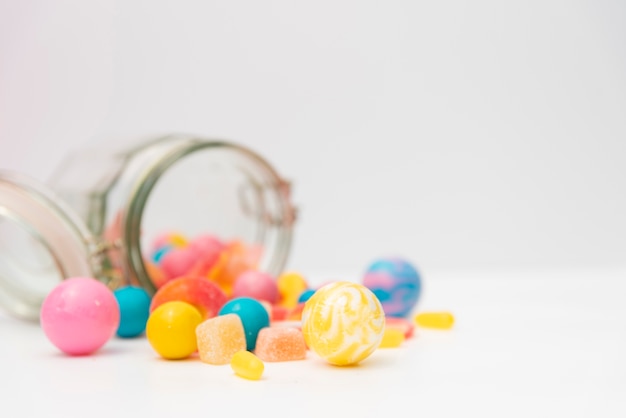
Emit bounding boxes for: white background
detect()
[1,0,625,274]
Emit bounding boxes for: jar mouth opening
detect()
[0,208,64,319]
[122,138,295,295]
[0,172,95,320]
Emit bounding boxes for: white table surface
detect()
[1,268,625,418]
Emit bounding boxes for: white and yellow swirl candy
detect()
[301,281,385,366]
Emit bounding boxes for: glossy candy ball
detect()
[146,301,202,360]
[151,244,173,264]
[232,271,279,304]
[151,232,188,251]
[277,272,308,308]
[150,276,227,320]
[297,289,315,303]
[208,241,262,296]
[40,277,120,356]
[219,297,269,351]
[114,286,151,338]
[188,234,225,258]
[301,282,385,366]
[186,235,224,277]
[362,257,421,318]
[145,260,168,289]
[160,247,199,280]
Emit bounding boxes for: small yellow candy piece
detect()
[146,301,203,359]
[277,272,308,308]
[169,233,188,248]
[379,328,405,348]
[414,311,455,330]
[231,350,264,380]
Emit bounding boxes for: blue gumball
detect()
[151,244,173,264]
[297,289,316,304]
[218,297,269,351]
[362,257,421,318]
[114,286,151,338]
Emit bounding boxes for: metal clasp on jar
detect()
[86,235,127,291]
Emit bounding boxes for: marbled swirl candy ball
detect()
[362,257,421,318]
[301,282,385,366]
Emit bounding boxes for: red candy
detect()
[270,305,289,322]
[150,276,227,320]
[286,303,305,321]
[385,317,415,339]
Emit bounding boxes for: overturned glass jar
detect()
[0,135,296,320]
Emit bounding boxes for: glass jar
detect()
[0,134,296,321]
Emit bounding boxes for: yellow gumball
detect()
[277,272,308,308]
[146,301,202,360]
[301,281,385,366]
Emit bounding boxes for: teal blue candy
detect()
[218,297,269,351]
[152,245,173,264]
[297,289,315,303]
[113,286,151,338]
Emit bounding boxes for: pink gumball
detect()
[40,277,120,355]
[160,247,198,280]
[189,234,225,256]
[185,235,225,276]
[232,270,279,304]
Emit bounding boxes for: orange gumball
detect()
[150,276,227,320]
[145,260,168,289]
[287,303,305,321]
[208,241,262,296]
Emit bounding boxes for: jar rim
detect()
[0,171,95,244]
[122,137,296,294]
[0,171,95,320]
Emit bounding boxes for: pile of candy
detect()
[39,233,455,381]
[145,233,262,295]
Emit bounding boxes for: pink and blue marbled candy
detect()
[362,257,421,318]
